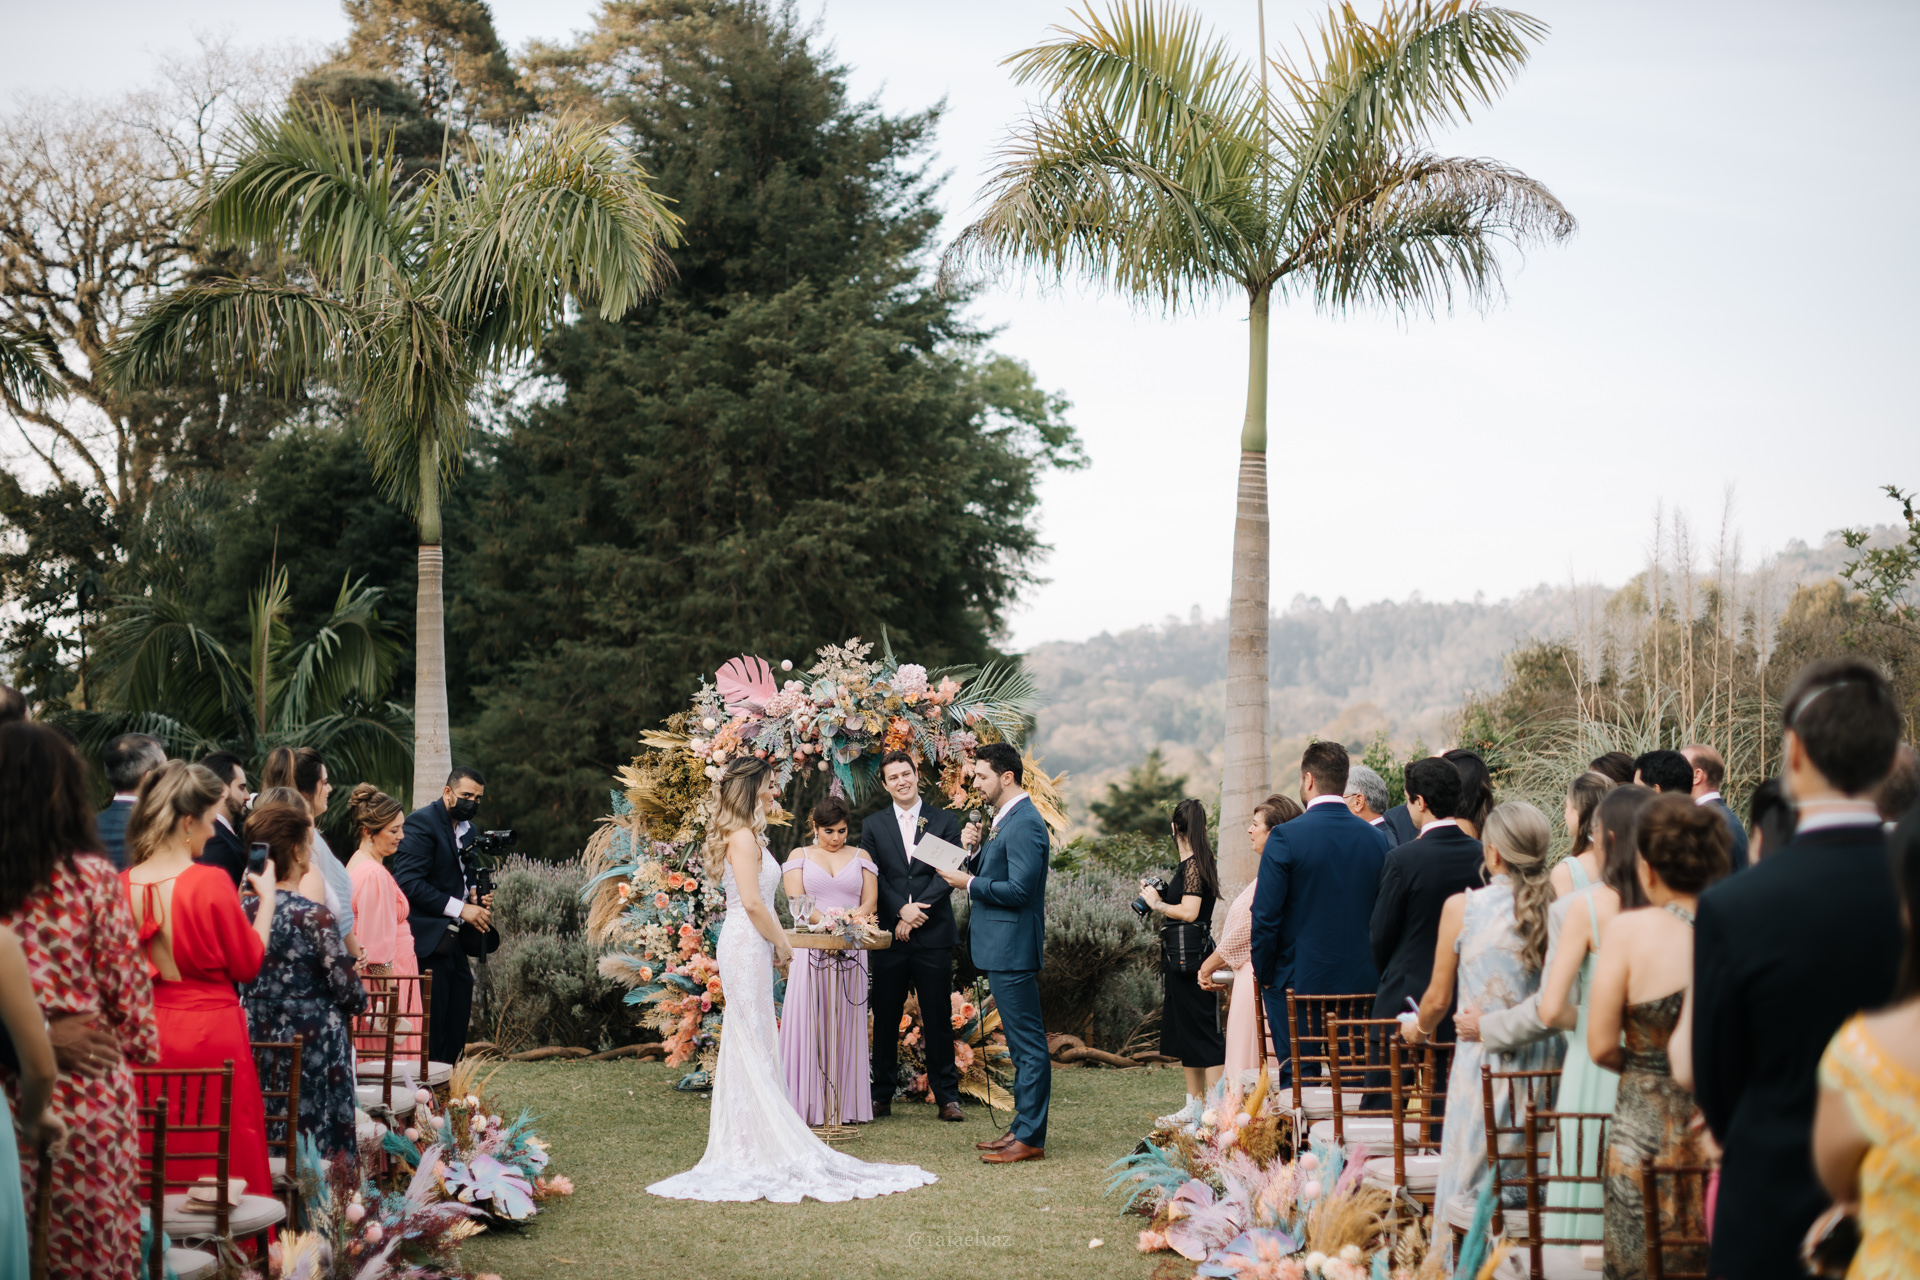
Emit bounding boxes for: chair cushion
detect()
[168,1248,219,1280]
[1295,1086,1363,1120]
[267,1155,285,1177]
[163,1192,287,1238]
[1362,1153,1440,1193]
[425,1060,454,1085]
[1443,1191,1481,1231]
[1308,1117,1425,1148]
[1534,1245,1595,1280]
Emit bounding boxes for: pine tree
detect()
[450,0,1084,855]
[1088,748,1188,838]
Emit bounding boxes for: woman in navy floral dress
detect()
[241,801,366,1166]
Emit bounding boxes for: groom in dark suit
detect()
[392,765,498,1065]
[862,749,966,1121]
[1369,757,1484,1041]
[938,742,1050,1163]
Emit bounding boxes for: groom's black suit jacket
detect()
[860,802,963,951]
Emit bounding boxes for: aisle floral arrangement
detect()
[583,638,1065,1077]
[262,1062,571,1279]
[893,989,1017,1109]
[1108,1076,1440,1280]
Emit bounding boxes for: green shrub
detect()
[477,855,640,1052]
[1037,867,1161,1050]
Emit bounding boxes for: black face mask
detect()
[450,796,480,822]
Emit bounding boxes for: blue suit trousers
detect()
[986,968,1049,1147]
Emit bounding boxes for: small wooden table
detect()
[785,929,891,1139]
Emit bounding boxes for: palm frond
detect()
[1275,1,1547,167]
[947,660,1045,741]
[266,703,414,799]
[353,288,475,509]
[278,576,400,727]
[87,594,251,746]
[1283,151,1573,314]
[948,3,1273,303]
[51,708,229,771]
[247,566,294,739]
[429,118,680,362]
[105,278,353,394]
[203,107,413,294]
[0,329,64,404]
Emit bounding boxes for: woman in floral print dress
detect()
[0,723,160,1280]
[242,801,367,1164]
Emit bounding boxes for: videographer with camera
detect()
[1136,798,1226,1128]
[392,766,503,1065]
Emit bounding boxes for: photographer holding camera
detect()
[392,766,502,1065]
[1137,798,1226,1127]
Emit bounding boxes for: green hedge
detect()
[476,855,642,1053]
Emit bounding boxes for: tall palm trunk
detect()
[412,441,451,808]
[1221,284,1271,896]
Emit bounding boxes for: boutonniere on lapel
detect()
[916,816,928,834]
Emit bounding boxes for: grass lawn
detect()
[461,1060,1182,1280]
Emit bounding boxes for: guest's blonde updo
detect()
[701,756,774,884]
[125,761,224,866]
[1483,800,1555,973]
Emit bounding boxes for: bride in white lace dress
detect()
[647,757,937,1203]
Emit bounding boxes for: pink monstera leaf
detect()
[716,655,777,715]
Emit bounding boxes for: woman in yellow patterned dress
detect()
[1813,809,1920,1279]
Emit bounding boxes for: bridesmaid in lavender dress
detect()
[778,796,880,1125]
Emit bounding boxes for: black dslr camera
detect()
[466,828,515,900]
[1132,874,1169,920]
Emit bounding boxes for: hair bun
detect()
[349,782,379,802]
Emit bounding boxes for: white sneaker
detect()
[1156,1096,1200,1128]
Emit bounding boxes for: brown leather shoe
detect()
[871,1100,892,1117]
[939,1102,965,1122]
[975,1130,1017,1150]
[980,1139,1044,1164]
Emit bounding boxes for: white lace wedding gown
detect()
[646,846,939,1202]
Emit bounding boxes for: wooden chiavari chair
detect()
[251,1035,304,1222]
[1479,1065,1561,1241]
[1516,1105,1611,1279]
[1327,1014,1445,1216]
[134,1061,285,1260]
[140,1104,216,1280]
[1284,990,1374,1119]
[353,978,418,1120]
[1642,1156,1713,1280]
[1380,1037,1452,1217]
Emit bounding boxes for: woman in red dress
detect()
[123,760,278,1202]
[0,722,160,1280]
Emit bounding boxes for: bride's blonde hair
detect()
[702,756,773,883]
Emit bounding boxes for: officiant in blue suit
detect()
[937,741,1051,1164]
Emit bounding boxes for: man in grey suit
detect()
[97,733,166,871]
[1682,743,1750,871]
[937,742,1050,1164]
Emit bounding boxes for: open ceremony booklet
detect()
[908,833,971,874]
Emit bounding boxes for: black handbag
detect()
[1161,921,1215,975]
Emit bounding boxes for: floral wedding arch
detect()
[584,637,1064,1073]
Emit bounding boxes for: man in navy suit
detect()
[1681,743,1750,871]
[392,766,497,1065]
[97,733,166,871]
[1369,757,1484,1042]
[1250,741,1392,1079]
[196,751,254,888]
[937,742,1050,1163]
[862,749,967,1120]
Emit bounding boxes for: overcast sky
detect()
[6,0,1916,649]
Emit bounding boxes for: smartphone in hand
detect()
[247,842,270,877]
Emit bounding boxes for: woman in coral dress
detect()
[1,722,159,1280]
[1200,794,1301,1085]
[345,784,422,1057]
[122,761,277,1202]
[778,795,879,1124]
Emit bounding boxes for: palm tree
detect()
[109,108,680,804]
[0,330,61,405]
[61,568,415,798]
[946,0,1574,888]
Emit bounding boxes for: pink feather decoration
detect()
[715,655,777,715]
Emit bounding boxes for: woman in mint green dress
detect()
[1537,783,1658,1239]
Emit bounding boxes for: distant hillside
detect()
[1024,528,1875,830]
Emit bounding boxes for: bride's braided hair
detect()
[702,755,773,884]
